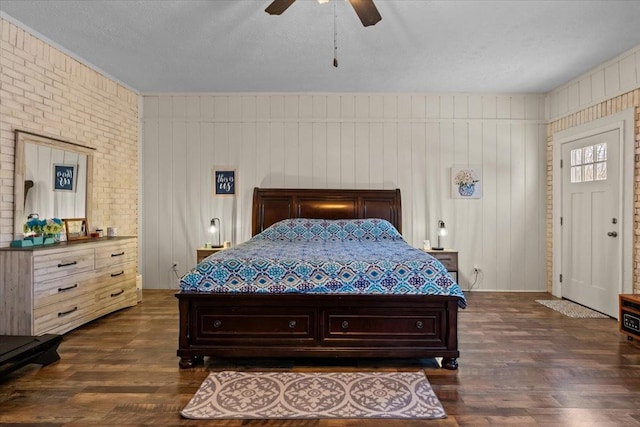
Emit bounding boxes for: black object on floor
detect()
[0,334,62,378]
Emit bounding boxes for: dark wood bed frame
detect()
[176,187,461,369]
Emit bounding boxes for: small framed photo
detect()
[53,164,78,192]
[212,168,236,196]
[64,217,89,240]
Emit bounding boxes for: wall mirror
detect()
[14,130,94,238]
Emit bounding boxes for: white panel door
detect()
[561,129,620,317]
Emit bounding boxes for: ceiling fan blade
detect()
[348,0,382,27]
[265,0,297,15]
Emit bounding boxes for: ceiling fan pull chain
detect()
[333,0,338,67]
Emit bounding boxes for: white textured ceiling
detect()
[1,0,640,94]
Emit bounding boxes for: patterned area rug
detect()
[181,370,446,420]
[536,299,609,318]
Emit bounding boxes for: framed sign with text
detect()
[212,169,236,196]
[53,164,77,192]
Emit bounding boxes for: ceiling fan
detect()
[265,0,382,27]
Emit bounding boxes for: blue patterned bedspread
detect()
[180,218,466,307]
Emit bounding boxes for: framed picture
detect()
[212,168,236,196]
[53,164,78,192]
[64,217,89,240]
[451,165,482,199]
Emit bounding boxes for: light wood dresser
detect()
[0,236,138,335]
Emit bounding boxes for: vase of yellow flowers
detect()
[43,218,64,244]
[24,217,64,245]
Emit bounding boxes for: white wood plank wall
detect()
[142,93,547,292]
[546,44,640,120]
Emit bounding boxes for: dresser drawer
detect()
[94,280,137,317]
[33,248,95,282]
[96,260,137,286]
[34,270,97,309]
[33,291,96,335]
[95,240,137,269]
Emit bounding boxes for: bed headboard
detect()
[251,187,402,236]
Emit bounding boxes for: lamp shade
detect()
[209,218,222,248]
[438,220,448,236]
[432,220,447,250]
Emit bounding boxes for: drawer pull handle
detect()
[111,251,125,257]
[213,320,222,328]
[58,307,78,317]
[58,261,77,268]
[288,320,297,329]
[341,321,349,330]
[416,321,424,329]
[110,271,124,277]
[58,283,78,292]
[110,289,124,297]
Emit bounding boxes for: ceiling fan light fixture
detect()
[266,0,381,27]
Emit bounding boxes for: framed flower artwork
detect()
[451,165,482,199]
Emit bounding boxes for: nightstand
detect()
[425,249,458,282]
[196,247,225,263]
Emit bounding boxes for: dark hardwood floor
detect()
[1,290,639,426]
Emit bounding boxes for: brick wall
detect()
[546,90,640,293]
[0,18,139,246]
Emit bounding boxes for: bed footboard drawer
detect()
[192,307,316,344]
[322,308,448,347]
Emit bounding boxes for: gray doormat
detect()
[536,299,609,318]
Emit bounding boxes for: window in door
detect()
[570,143,607,183]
